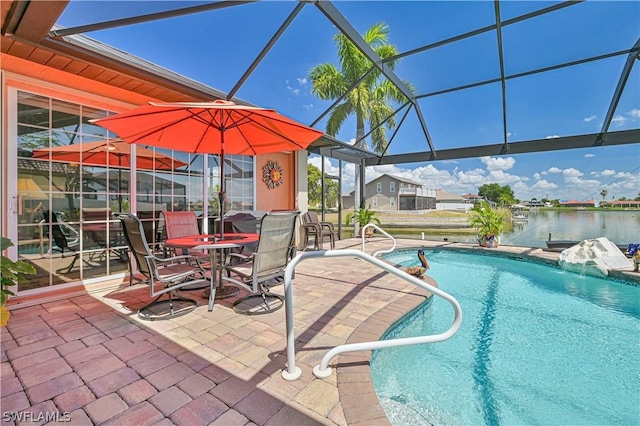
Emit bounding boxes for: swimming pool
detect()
[372,249,640,425]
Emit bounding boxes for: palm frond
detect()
[309,63,346,100]
[326,102,353,137]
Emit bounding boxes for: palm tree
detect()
[309,23,413,224]
[309,22,412,154]
[600,189,608,205]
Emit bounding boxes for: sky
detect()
[56,1,640,203]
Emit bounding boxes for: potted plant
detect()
[1,237,36,326]
[467,200,505,248]
[345,205,381,237]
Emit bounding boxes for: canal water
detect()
[417,210,640,249]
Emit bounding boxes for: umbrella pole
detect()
[219,132,225,240]
[214,130,240,300]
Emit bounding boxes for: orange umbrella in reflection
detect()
[32,140,188,211]
[92,100,324,237]
[32,139,188,170]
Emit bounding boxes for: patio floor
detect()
[2,237,635,425]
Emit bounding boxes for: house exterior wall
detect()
[255,152,296,211]
[436,202,474,211]
[364,175,398,210]
[1,55,303,298]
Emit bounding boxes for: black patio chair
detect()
[222,211,299,315]
[118,213,207,321]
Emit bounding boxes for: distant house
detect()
[461,193,496,208]
[558,199,596,208]
[342,174,436,211]
[461,193,484,203]
[601,199,640,208]
[435,189,474,211]
[523,200,546,208]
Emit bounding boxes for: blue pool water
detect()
[372,249,640,425]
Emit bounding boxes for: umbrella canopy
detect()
[32,140,188,170]
[91,100,324,155]
[92,100,324,238]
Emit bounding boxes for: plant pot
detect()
[0,305,10,327]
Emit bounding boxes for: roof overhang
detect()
[308,135,381,164]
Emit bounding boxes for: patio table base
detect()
[203,285,240,300]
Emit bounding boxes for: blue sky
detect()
[57,1,640,202]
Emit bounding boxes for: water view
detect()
[409,210,640,249]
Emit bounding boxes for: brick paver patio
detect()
[2,237,634,425]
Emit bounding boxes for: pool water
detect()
[372,249,640,425]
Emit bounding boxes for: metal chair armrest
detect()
[144,255,206,286]
[153,254,201,265]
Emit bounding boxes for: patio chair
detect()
[227,211,265,261]
[301,211,337,250]
[118,213,207,321]
[161,210,210,289]
[46,210,81,274]
[162,211,205,256]
[222,211,299,315]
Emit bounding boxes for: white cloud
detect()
[547,167,563,173]
[600,169,616,177]
[533,173,541,180]
[562,168,583,178]
[302,104,314,110]
[545,135,560,139]
[487,170,523,185]
[297,77,307,85]
[627,108,640,118]
[531,179,558,190]
[480,156,516,171]
[611,115,627,126]
[583,115,597,122]
[286,85,300,95]
[584,153,595,158]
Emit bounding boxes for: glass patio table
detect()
[164,233,259,311]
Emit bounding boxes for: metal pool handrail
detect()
[281,249,463,381]
[361,223,396,258]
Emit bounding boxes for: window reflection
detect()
[15,90,254,291]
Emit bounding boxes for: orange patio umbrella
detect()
[91,100,324,238]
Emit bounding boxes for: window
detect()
[14,89,254,291]
[390,198,396,208]
[372,197,378,207]
[390,182,395,192]
[376,182,382,193]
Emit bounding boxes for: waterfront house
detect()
[342,174,436,211]
[435,189,474,211]
[558,199,596,208]
[601,199,640,208]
